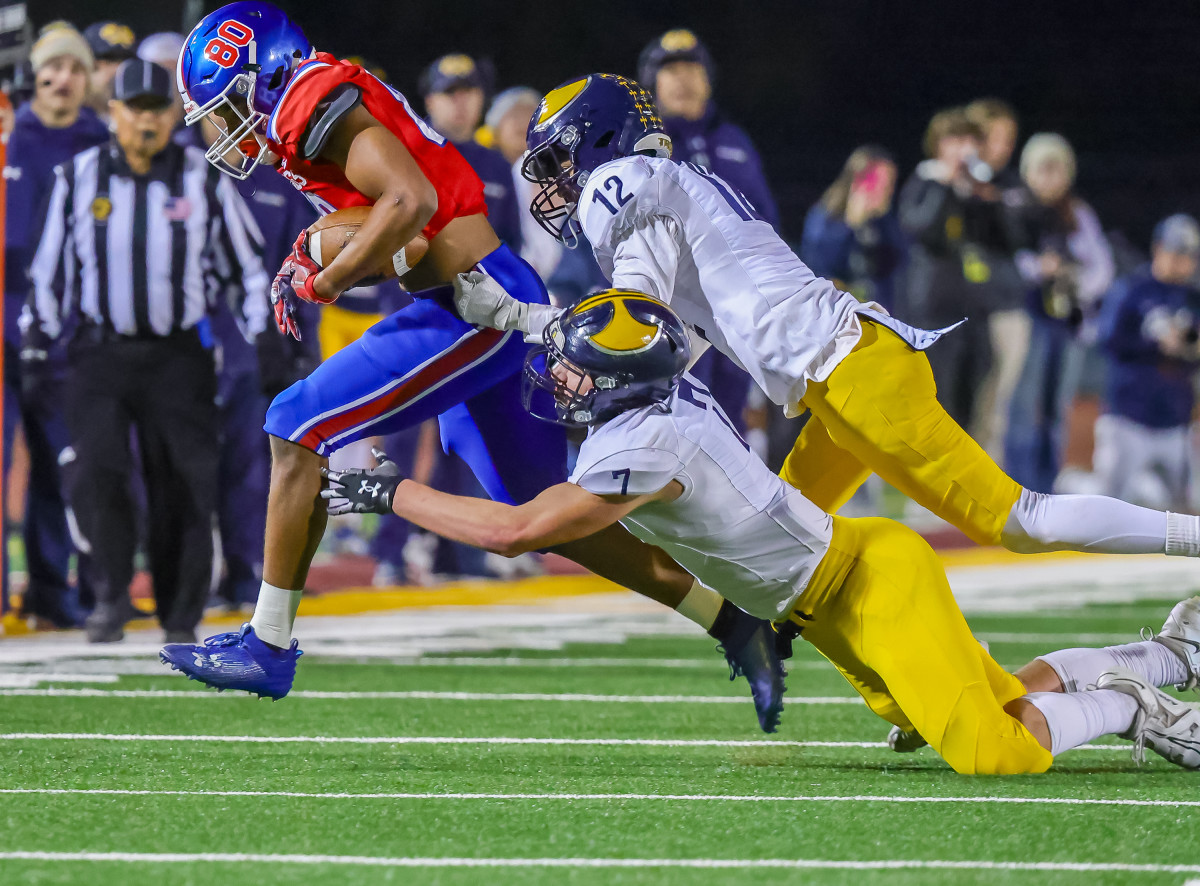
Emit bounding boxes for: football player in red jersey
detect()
[161,1,788,732]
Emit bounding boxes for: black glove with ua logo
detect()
[320,447,403,515]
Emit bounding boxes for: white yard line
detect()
[0,688,863,704]
[0,787,1191,808]
[0,674,119,688]
[0,732,1126,751]
[0,852,1197,873]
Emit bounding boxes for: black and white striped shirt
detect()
[25,140,269,342]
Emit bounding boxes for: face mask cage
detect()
[184,71,268,180]
[521,345,601,426]
[521,127,589,248]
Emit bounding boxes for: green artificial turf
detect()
[2,595,1200,885]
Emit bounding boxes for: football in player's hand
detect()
[306,204,429,282]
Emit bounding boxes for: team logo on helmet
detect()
[534,77,588,130]
[576,291,665,355]
[522,290,690,426]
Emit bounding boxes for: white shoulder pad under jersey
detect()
[577,155,895,413]
[570,403,687,497]
[577,155,663,260]
[569,374,832,620]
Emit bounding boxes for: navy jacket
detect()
[800,204,907,314]
[663,105,779,232]
[5,104,109,342]
[1098,265,1200,429]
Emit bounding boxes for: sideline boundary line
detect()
[0,688,863,704]
[0,851,1197,873]
[0,732,1126,752]
[0,788,1188,808]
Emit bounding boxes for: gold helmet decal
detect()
[577,291,665,355]
[535,77,588,129]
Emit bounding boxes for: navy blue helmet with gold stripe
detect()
[521,74,672,247]
[522,289,691,427]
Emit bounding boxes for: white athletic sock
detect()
[1026,689,1138,755]
[676,580,725,631]
[1039,642,1187,692]
[1002,488,1169,554]
[1166,512,1200,556]
[249,581,304,648]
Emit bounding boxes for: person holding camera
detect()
[1004,133,1114,493]
[802,145,906,315]
[898,107,1024,430]
[1091,214,1200,510]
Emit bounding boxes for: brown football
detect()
[306,204,429,280]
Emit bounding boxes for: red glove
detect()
[276,230,339,306]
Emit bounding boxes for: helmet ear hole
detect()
[593,130,615,149]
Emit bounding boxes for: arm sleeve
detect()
[213,175,271,340]
[799,206,855,282]
[722,127,779,231]
[608,214,682,303]
[24,164,75,342]
[898,175,955,252]
[1070,202,1115,308]
[1098,278,1157,362]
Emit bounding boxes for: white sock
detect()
[1166,512,1200,556]
[676,580,725,631]
[1039,642,1186,692]
[1003,489,1169,554]
[249,581,304,647]
[1026,689,1138,755]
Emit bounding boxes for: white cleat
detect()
[1096,667,1200,769]
[887,725,928,753]
[1149,595,1200,692]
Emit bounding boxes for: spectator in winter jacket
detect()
[801,145,907,315]
[1092,214,1200,509]
[638,28,777,432]
[1005,133,1114,493]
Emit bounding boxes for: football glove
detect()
[320,447,403,515]
[452,270,556,340]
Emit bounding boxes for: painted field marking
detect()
[0,674,119,688]
[0,788,1192,809]
[1,852,1198,873]
[0,732,1127,752]
[387,656,836,670]
[0,688,863,704]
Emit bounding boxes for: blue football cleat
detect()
[710,602,787,733]
[159,624,302,700]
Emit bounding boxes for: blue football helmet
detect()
[522,74,672,247]
[522,289,691,427]
[177,1,312,178]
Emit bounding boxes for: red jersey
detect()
[265,53,488,239]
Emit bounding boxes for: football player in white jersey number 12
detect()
[324,291,1200,773]
[452,72,1200,578]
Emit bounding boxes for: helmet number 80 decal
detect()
[203,20,254,69]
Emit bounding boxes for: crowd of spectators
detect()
[4,18,1200,640]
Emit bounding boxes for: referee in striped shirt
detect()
[23,58,269,643]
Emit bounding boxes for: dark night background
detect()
[32,0,1200,248]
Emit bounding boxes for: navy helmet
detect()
[522,74,672,246]
[522,290,691,427]
[177,1,312,178]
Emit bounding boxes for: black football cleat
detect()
[710,601,787,733]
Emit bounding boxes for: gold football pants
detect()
[788,516,1052,775]
[780,320,1022,545]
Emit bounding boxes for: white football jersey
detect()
[569,374,832,620]
[576,155,943,414]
